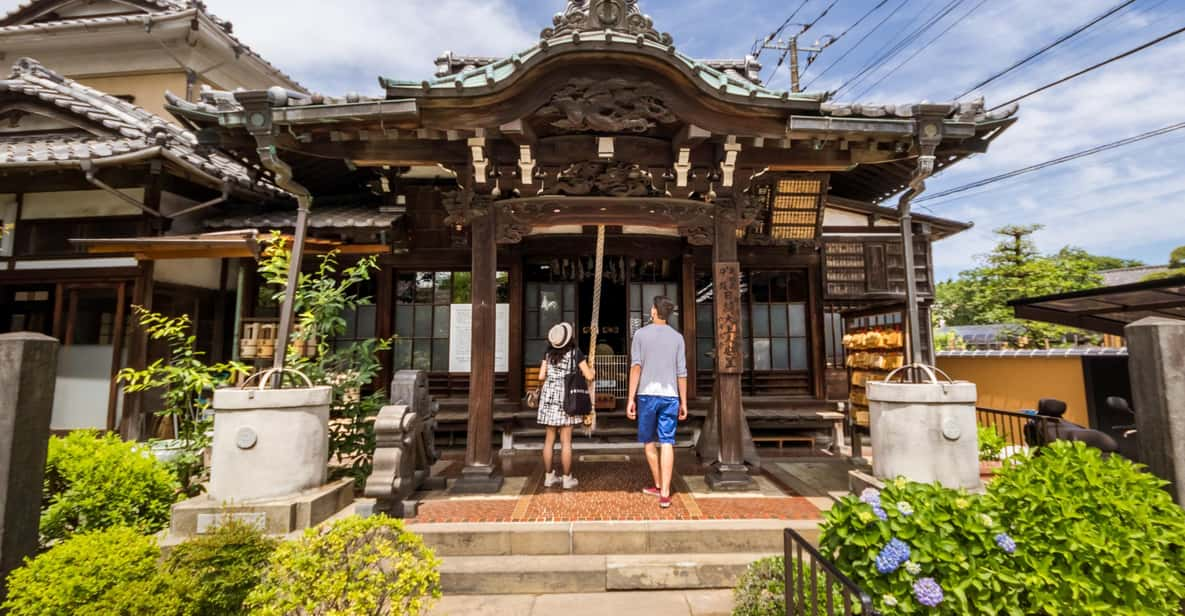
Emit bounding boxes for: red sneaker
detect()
[642,486,661,497]
[659,496,672,509]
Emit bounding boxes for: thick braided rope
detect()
[584,225,606,431]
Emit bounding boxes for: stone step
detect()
[439,552,774,595]
[408,520,819,557]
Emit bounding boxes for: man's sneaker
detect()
[543,471,560,488]
[659,496,672,509]
[642,486,662,497]
[562,475,579,489]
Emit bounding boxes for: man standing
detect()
[627,296,688,509]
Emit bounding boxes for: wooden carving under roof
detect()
[538,78,677,134]
[545,161,662,197]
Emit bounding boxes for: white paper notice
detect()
[448,304,509,373]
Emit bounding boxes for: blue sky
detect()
[14,0,1184,280]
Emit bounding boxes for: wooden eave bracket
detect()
[721,137,742,188]
[518,145,536,185]
[468,137,489,184]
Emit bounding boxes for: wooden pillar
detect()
[120,260,153,440]
[453,206,504,493]
[507,254,525,403]
[681,250,698,399]
[706,198,752,490]
[375,263,394,390]
[808,265,826,399]
[105,281,127,432]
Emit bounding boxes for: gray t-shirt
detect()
[630,323,687,398]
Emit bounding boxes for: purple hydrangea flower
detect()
[875,551,900,574]
[872,504,888,521]
[913,577,944,607]
[995,533,1017,554]
[859,488,882,506]
[875,538,912,574]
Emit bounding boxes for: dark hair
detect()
[546,328,576,365]
[653,296,676,322]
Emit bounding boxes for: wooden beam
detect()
[681,251,698,400]
[507,255,525,403]
[106,281,127,432]
[499,119,537,146]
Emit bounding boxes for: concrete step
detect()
[429,590,733,616]
[439,552,774,594]
[408,520,820,557]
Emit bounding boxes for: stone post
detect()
[1125,317,1185,505]
[0,333,59,601]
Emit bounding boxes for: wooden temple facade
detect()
[0,0,1020,490]
[164,0,1017,491]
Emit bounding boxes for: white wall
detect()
[155,258,223,290]
[21,189,144,219]
[51,345,122,431]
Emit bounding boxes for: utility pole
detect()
[756,31,832,93]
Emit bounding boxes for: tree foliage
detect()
[934,225,1131,348]
[118,308,251,496]
[1142,245,1185,281]
[258,233,390,486]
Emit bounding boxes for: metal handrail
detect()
[784,528,876,616]
[975,406,1060,450]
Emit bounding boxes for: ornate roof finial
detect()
[542,0,672,46]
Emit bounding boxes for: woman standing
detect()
[536,322,595,489]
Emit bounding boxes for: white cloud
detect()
[198,0,538,94]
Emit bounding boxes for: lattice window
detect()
[770,177,826,240]
[743,174,828,242]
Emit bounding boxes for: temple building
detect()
[2,0,1019,490]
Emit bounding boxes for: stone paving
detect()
[428,590,733,616]
[406,450,823,523]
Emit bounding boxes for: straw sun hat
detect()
[547,322,574,349]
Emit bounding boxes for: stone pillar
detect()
[453,207,504,494]
[705,202,753,490]
[1126,317,1185,505]
[0,333,59,601]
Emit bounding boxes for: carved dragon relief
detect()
[441,190,494,228]
[545,161,662,197]
[537,78,678,134]
[542,0,673,45]
[493,197,716,245]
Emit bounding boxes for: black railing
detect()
[785,528,876,616]
[975,406,1059,453]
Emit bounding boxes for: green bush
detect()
[245,514,440,615]
[821,480,1023,615]
[40,431,179,544]
[163,520,279,615]
[977,425,1007,461]
[733,556,785,616]
[732,555,861,616]
[987,441,1185,614]
[2,526,179,616]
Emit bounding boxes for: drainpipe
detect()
[256,145,312,374]
[898,106,948,375]
[897,164,933,370]
[81,160,166,218]
[169,181,231,219]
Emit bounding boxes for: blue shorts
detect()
[637,395,680,445]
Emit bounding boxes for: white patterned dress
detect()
[537,348,586,427]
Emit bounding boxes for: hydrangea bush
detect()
[820,442,1185,615]
[821,481,1024,615]
[987,441,1185,614]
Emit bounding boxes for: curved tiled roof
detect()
[0,0,304,93]
[0,57,283,199]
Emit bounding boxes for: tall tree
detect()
[1143,245,1185,281]
[935,225,1124,348]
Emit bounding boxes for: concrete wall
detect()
[935,355,1091,427]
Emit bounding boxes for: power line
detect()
[851,0,989,100]
[802,0,911,90]
[916,121,1185,204]
[832,0,965,98]
[953,0,1139,100]
[988,23,1185,111]
[762,0,841,87]
[754,0,812,57]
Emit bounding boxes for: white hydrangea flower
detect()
[980,513,994,527]
[896,501,914,516]
[882,594,899,607]
[905,560,922,576]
